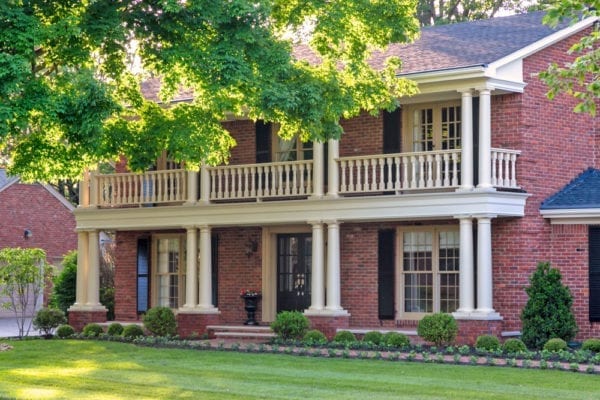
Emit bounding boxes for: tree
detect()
[0,247,52,338]
[520,262,578,350]
[50,251,77,314]
[0,0,420,183]
[539,1,599,116]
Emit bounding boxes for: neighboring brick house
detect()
[0,169,77,317]
[69,12,599,343]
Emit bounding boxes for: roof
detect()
[0,168,19,191]
[0,168,75,211]
[540,169,600,210]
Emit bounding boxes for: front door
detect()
[277,234,312,312]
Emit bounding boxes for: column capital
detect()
[457,88,474,96]
[307,220,323,226]
[473,214,497,220]
[324,219,341,226]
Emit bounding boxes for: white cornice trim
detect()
[540,208,600,224]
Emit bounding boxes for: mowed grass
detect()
[0,340,598,400]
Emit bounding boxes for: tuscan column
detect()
[475,216,500,318]
[183,226,198,309]
[198,225,217,311]
[73,230,89,307]
[327,139,339,198]
[86,230,102,307]
[185,171,198,205]
[460,90,474,190]
[312,142,324,198]
[307,221,325,312]
[325,221,347,313]
[455,217,474,315]
[478,88,493,189]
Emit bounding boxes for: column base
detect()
[453,309,502,321]
[68,308,108,332]
[177,312,221,338]
[305,313,351,340]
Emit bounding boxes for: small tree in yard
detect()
[521,262,578,350]
[0,248,52,337]
[50,251,77,314]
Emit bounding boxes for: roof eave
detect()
[540,207,600,224]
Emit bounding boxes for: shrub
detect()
[143,306,177,337]
[362,331,384,345]
[303,329,327,344]
[502,338,527,353]
[122,324,145,339]
[33,307,67,337]
[82,323,104,337]
[107,322,124,336]
[383,332,410,348]
[475,335,500,351]
[333,330,357,344]
[543,338,568,352]
[270,311,309,340]
[417,313,458,346]
[56,324,75,338]
[521,262,578,350]
[582,338,600,352]
[50,251,77,314]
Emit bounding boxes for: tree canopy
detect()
[0,0,420,182]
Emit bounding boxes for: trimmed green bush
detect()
[50,251,77,314]
[143,306,177,337]
[581,338,600,352]
[362,331,384,345]
[417,313,458,346]
[333,330,357,344]
[383,332,410,348]
[55,324,75,338]
[521,262,578,350]
[475,335,500,351]
[33,307,67,337]
[270,311,309,340]
[502,338,527,353]
[82,323,104,337]
[107,322,124,336]
[543,338,568,352]
[122,324,145,339]
[303,329,327,344]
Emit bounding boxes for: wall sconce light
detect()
[244,238,258,258]
[23,229,32,239]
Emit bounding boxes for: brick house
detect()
[69,12,600,343]
[0,169,77,317]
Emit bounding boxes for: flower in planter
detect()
[240,289,261,297]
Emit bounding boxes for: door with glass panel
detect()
[277,234,312,312]
[154,236,186,309]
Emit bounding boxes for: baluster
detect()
[442,154,450,187]
[510,153,517,187]
[503,153,510,188]
[401,156,408,190]
[290,164,297,195]
[247,166,254,197]
[306,162,313,195]
[499,152,507,187]
[349,160,357,192]
[275,165,282,196]
[210,170,216,200]
[394,156,401,191]
[241,167,248,198]
[371,158,378,191]
[284,164,291,195]
[434,154,442,187]
[418,155,425,188]
[265,165,273,197]
[426,154,434,187]
[257,166,264,198]
[452,152,459,186]
[340,160,348,193]
[410,156,418,189]
[491,151,498,186]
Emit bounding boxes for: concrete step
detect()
[207,325,275,342]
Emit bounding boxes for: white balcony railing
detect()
[338,149,461,194]
[491,148,520,189]
[91,169,187,207]
[207,160,313,201]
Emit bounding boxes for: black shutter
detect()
[472,97,480,186]
[136,238,150,314]
[383,108,401,154]
[589,226,600,322]
[256,120,271,163]
[211,234,219,307]
[378,229,396,320]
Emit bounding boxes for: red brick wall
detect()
[339,111,383,157]
[114,231,144,322]
[224,120,256,165]
[0,183,76,264]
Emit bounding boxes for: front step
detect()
[207,325,276,342]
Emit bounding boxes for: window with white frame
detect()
[153,235,186,309]
[399,227,459,318]
[274,135,313,162]
[407,102,461,152]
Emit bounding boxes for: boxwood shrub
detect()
[475,335,500,351]
[502,338,527,353]
[82,323,103,337]
[107,322,124,336]
[417,313,457,346]
[143,306,177,337]
[383,332,410,348]
[55,324,75,338]
[543,338,568,352]
[333,330,357,344]
[123,324,145,339]
[303,329,327,344]
[362,331,384,345]
[270,311,309,340]
[581,338,600,352]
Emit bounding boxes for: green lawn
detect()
[0,340,598,400]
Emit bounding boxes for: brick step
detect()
[207,325,275,342]
[214,332,276,339]
[207,325,273,333]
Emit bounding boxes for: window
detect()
[274,136,313,162]
[399,227,459,318]
[153,235,186,308]
[406,102,461,152]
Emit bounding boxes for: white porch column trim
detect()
[73,231,89,307]
[474,215,501,319]
[459,90,474,190]
[198,225,218,312]
[86,230,103,308]
[477,88,493,189]
[182,226,198,309]
[185,171,198,205]
[326,139,339,198]
[306,221,325,313]
[311,142,324,198]
[453,217,474,317]
[200,163,210,204]
[324,220,348,315]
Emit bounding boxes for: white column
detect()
[198,226,218,312]
[455,218,474,315]
[478,88,493,189]
[311,142,324,198]
[86,230,102,307]
[460,90,474,190]
[307,221,325,312]
[475,216,500,318]
[327,139,339,198]
[200,163,210,204]
[325,221,347,314]
[185,171,198,205]
[73,231,89,307]
[183,227,198,309]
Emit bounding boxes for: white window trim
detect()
[403,100,462,152]
[152,233,187,309]
[271,125,313,162]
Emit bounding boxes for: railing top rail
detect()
[337,149,461,161]
[94,169,187,178]
[206,159,313,170]
[491,148,522,155]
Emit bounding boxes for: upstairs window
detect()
[406,102,461,152]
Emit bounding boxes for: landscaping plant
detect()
[521,262,578,349]
[122,324,145,339]
[543,338,568,352]
[32,307,67,337]
[50,251,77,314]
[55,324,75,338]
[107,322,124,336]
[303,329,327,344]
[82,323,104,337]
[475,335,500,351]
[362,331,384,345]
[502,338,527,353]
[384,332,410,348]
[270,311,309,340]
[143,306,177,337]
[333,330,357,344]
[582,338,600,352]
[417,312,458,346]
